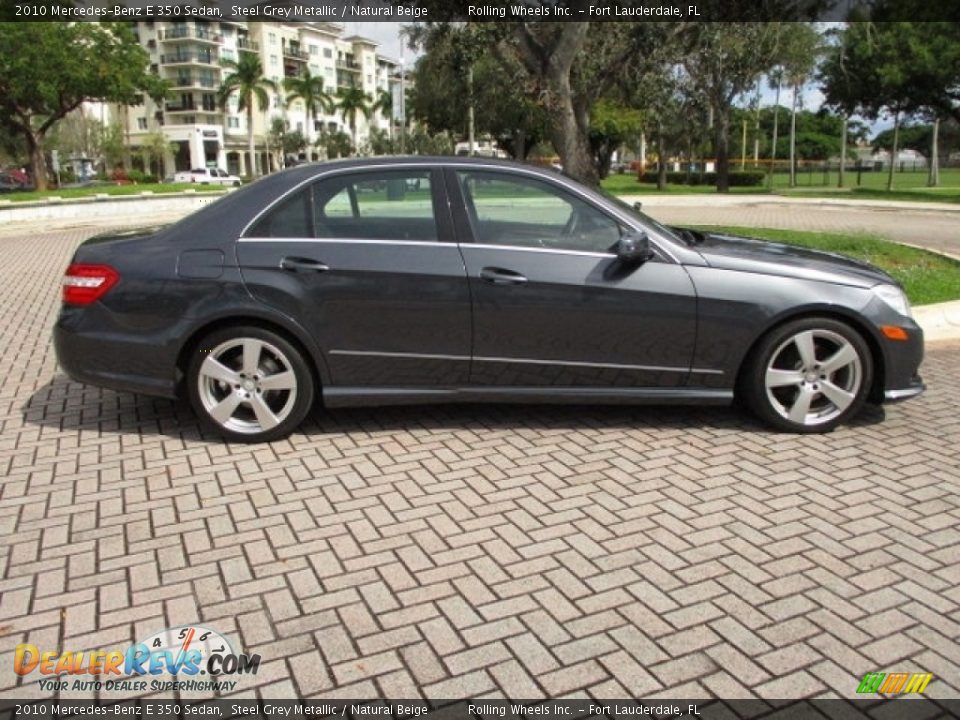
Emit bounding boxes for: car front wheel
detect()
[187,326,314,442]
[742,317,873,433]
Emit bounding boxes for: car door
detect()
[237,166,472,388]
[448,167,698,388]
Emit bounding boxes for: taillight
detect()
[62,264,119,305]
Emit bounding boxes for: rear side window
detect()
[247,188,312,238]
[313,170,437,241]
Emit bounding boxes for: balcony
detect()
[283,45,309,62]
[336,59,361,72]
[160,52,218,66]
[236,37,259,53]
[167,74,219,90]
[159,26,223,43]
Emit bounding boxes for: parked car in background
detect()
[55,157,924,442]
[173,167,241,186]
[0,169,32,193]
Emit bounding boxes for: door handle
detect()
[280,256,329,273]
[479,267,528,285]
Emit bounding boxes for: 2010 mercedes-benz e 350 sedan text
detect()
[54,158,925,442]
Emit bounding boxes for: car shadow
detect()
[22,374,887,445]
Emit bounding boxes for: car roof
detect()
[157,156,580,245]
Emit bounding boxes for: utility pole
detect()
[467,65,475,156]
[769,69,781,188]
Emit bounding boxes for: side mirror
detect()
[616,232,655,264]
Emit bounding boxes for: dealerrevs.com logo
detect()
[14,625,260,693]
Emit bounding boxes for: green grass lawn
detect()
[0,183,228,203]
[604,166,960,203]
[691,226,960,306]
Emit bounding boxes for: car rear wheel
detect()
[187,326,314,442]
[742,317,872,433]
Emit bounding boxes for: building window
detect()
[268,33,277,45]
[309,44,318,55]
[271,55,278,67]
[323,48,332,58]
[228,117,239,128]
[137,117,148,130]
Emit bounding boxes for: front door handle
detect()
[479,267,528,285]
[280,256,329,273]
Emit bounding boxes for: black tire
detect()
[741,317,873,433]
[186,326,314,442]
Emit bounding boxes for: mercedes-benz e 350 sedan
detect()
[55,158,924,442]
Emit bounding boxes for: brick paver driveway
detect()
[1,227,958,701]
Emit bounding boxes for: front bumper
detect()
[883,377,925,403]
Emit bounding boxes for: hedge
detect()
[639,171,765,187]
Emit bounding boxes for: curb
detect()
[913,300,960,343]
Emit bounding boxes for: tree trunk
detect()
[838,114,847,188]
[247,104,256,178]
[467,66,475,157]
[714,106,731,193]
[28,132,49,191]
[886,111,899,192]
[656,122,667,190]
[513,128,526,161]
[789,84,799,188]
[928,117,939,187]
[547,87,596,186]
[305,109,313,163]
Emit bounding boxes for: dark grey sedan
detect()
[54,157,924,442]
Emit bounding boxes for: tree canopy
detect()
[0,22,165,189]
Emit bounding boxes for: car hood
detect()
[689,230,892,288]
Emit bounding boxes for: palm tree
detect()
[218,54,276,177]
[371,89,393,140]
[337,83,372,153]
[283,67,335,162]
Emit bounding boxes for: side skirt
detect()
[322,386,734,408]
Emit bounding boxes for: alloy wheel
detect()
[764,329,863,427]
[197,337,298,435]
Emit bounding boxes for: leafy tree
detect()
[819,22,949,190]
[283,67,334,163]
[682,23,784,192]
[0,22,166,190]
[873,120,959,158]
[317,128,353,159]
[777,23,822,185]
[218,53,276,177]
[589,99,644,179]
[409,26,548,160]
[136,131,176,178]
[337,83,372,153]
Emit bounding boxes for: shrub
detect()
[126,169,158,184]
[639,170,765,187]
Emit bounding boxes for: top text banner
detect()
[11,0,945,22]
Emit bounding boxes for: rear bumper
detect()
[53,313,179,399]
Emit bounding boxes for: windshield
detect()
[594,187,685,244]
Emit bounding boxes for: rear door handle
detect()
[479,267,528,285]
[280,256,329,273]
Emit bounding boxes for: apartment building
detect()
[121,20,401,178]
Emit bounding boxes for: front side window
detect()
[456,170,621,253]
[312,170,437,241]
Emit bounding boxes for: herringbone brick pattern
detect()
[0,228,958,701]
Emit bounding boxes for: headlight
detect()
[873,284,912,318]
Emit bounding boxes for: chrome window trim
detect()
[238,161,681,263]
[238,237,448,247]
[328,349,723,376]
